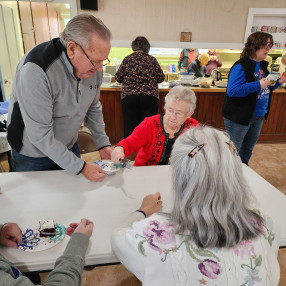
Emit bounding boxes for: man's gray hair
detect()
[164,85,196,114]
[60,14,111,49]
[170,126,264,248]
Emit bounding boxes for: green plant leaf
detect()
[138,240,146,256]
[255,255,262,267]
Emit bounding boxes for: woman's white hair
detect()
[170,126,264,248]
[164,85,196,115]
[60,13,111,49]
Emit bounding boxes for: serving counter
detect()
[99,86,286,144]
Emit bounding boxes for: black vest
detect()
[222,58,272,126]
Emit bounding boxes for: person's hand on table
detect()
[138,192,163,217]
[279,73,286,84]
[111,146,125,163]
[0,223,22,248]
[99,146,113,160]
[81,163,106,181]
[65,218,94,238]
[260,78,271,89]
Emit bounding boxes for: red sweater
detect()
[117,114,199,166]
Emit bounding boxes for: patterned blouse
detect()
[115,51,165,100]
[111,212,280,286]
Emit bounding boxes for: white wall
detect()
[77,0,286,46]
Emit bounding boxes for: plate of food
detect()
[93,160,122,175]
[17,220,66,252]
[214,81,228,88]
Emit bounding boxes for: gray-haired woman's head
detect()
[60,14,111,49]
[164,85,196,115]
[170,126,264,248]
[131,36,150,53]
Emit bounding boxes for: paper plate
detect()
[17,223,66,252]
[94,160,121,175]
[215,81,228,88]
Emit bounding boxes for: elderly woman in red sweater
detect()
[111,85,199,166]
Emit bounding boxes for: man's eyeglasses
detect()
[165,107,186,118]
[264,43,273,50]
[75,42,110,68]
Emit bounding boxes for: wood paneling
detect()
[100,88,286,144]
[47,4,59,40]
[31,2,50,45]
[18,1,61,53]
[18,1,35,52]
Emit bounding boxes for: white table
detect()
[0,164,285,272]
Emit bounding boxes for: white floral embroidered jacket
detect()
[111,212,280,286]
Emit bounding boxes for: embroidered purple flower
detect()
[244,269,262,286]
[198,259,222,279]
[143,220,175,254]
[248,216,265,234]
[234,240,255,259]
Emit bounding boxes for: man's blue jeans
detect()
[224,116,264,165]
[10,142,81,172]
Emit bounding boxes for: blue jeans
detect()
[10,142,81,172]
[224,116,264,165]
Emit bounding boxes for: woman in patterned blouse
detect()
[115,36,165,138]
[111,126,280,286]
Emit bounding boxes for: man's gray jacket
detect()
[7,38,110,174]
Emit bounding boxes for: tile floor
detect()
[1,143,285,285]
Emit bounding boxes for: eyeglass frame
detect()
[263,42,273,50]
[165,107,188,118]
[74,41,110,69]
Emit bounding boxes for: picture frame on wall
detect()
[180,32,192,42]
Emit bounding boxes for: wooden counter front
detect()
[99,87,286,144]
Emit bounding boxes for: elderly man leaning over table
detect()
[0,219,93,285]
[7,14,112,182]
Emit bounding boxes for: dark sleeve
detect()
[152,57,165,83]
[114,58,127,83]
[189,62,201,78]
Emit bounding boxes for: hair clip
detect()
[226,141,238,156]
[188,144,205,158]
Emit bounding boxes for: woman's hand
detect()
[66,218,94,238]
[111,146,125,163]
[279,73,286,84]
[260,78,271,89]
[138,192,162,217]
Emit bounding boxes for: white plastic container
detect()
[102,73,112,86]
[178,74,195,85]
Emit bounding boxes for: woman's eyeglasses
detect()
[165,108,186,118]
[264,43,273,50]
[75,42,110,68]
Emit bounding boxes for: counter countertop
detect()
[100,86,286,93]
